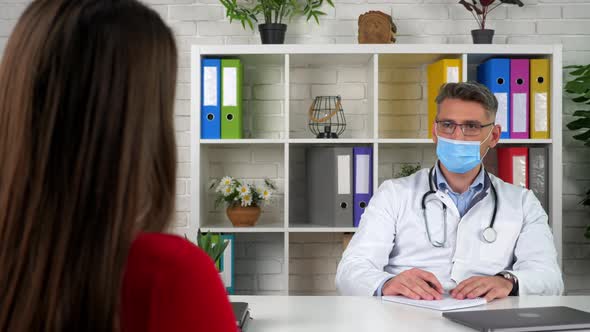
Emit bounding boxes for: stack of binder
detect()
[493,146,549,212]
[306,146,373,227]
[201,58,243,139]
[477,58,550,139]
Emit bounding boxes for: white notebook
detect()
[382,295,487,311]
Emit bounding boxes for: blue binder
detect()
[477,58,510,139]
[201,58,221,139]
[219,234,234,294]
[353,147,373,227]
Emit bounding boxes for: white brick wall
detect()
[1,0,589,295]
[233,233,285,295]
[289,233,345,295]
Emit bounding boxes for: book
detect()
[382,294,487,311]
[231,302,251,331]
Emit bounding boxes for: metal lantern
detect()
[308,96,346,139]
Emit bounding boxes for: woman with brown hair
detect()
[0,0,236,331]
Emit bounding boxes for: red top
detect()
[121,232,237,332]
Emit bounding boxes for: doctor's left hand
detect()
[450,276,512,302]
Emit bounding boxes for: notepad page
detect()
[382,295,487,311]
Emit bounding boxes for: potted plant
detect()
[394,163,422,179]
[186,230,229,267]
[458,0,524,44]
[219,0,334,44]
[564,64,590,239]
[211,176,276,227]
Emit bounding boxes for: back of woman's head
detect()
[0,0,177,330]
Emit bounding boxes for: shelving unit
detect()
[188,44,563,295]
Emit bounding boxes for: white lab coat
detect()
[336,168,563,296]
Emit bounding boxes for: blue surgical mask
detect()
[436,128,493,174]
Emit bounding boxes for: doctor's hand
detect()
[450,276,512,302]
[382,268,444,300]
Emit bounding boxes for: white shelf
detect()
[289,138,375,144]
[200,139,285,144]
[377,138,553,144]
[288,225,357,233]
[379,138,432,144]
[194,44,557,56]
[498,139,552,144]
[191,44,563,296]
[199,227,286,233]
[199,217,285,232]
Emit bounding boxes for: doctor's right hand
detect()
[382,268,444,300]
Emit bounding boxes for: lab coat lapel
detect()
[436,190,460,219]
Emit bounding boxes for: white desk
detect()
[230,296,590,331]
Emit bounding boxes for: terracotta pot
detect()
[226,205,261,227]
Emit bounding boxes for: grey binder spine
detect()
[529,147,549,213]
[307,147,353,227]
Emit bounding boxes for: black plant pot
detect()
[471,29,494,44]
[259,23,287,44]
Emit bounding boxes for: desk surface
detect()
[230,296,590,332]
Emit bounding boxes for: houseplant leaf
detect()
[499,0,524,6]
[210,239,230,264]
[566,117,590,130]
[572,110,590,118]
[572,129,590,142]
[572,96,589,103]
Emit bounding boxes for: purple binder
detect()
[353,147,373,227]
[510,59,530,139]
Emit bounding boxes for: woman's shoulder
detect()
[127,232,211,274]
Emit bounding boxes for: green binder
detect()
[221,59,243,139]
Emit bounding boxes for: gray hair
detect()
[435,81,498,120]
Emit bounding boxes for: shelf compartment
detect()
[198,144,285,230]
[198,53,286,140]
[289,53,375,140]
[378,144,436,185]
[288,232,349,296]
[233,233,286,295]
[289,143,372,229]
[378,53,462,139]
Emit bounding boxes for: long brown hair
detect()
[0,0,177,330]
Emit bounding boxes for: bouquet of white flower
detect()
[210,176,276,208]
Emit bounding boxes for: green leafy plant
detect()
[210,176,277,208]
[186,230,229,265]
[564,64,590,239]
[459,0,524,30]
[394,164,422,179]
[219,0,334,30]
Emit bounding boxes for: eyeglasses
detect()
[435,120,494,136]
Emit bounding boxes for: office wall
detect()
[1,0,589,295]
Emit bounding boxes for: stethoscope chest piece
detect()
[482,227,497,243]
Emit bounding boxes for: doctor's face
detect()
[432,98,501,158]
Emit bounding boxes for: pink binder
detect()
[510,59,530,139]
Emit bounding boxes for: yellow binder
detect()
[427,59,462,138]
[530,59,550,139]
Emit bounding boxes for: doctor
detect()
[336,82,563,301]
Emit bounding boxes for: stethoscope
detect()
[421,165,498,247]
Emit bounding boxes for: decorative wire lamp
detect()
[307,96,346,138]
